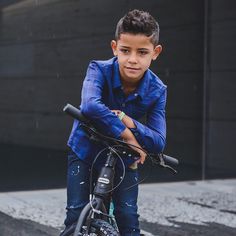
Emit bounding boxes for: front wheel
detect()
[81,219,120,236]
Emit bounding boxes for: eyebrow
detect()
[137,48,150,51]
[119,45,150,51]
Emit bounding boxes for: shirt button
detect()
[134,132,139,136]
[134,93,138,97]
[122,103,126,107]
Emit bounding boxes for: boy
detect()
[60,9,166,236]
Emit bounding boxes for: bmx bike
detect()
[63,104,179,236]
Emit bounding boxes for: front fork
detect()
[93,150,117,199]
[93,150,118,229]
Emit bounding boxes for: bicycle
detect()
[63,103,179,236]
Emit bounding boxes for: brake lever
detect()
[80,123,111,147]
[160,163,178,174]
[152,154,178,174]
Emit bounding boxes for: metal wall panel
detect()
[206,0,236,176]
[0,0,235,190]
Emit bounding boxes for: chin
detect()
[127,71,143,79]
[125,75,141,82]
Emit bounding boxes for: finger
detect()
[112,111,118,116]
[140,155,146,164]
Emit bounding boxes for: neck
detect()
[121,80,138,96]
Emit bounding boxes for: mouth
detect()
[125,66,140,71]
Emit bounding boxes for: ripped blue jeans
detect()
[64,150,140,236]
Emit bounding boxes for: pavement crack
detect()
[178,198,215,209]
[220,209,236,215]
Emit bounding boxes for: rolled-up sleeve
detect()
[80,61,126,138]
[130,88,167,153]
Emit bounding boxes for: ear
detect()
[152,45,162,61]
[111,40,118,56]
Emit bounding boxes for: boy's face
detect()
[111,33,162,85]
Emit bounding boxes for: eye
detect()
[139,50,148,56]
[120,48,130,54]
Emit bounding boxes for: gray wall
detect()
[0,0,235,190]
[206,0,236,176]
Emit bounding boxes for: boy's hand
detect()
[120,128,146,164]
[111,109,121,116]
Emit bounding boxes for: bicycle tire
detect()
[65,219,119,236]
[76,218,120,236]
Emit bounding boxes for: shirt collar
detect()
[112,59,122,90]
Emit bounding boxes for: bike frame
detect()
[74,148,119,235]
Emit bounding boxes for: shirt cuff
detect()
[129,119,145,147]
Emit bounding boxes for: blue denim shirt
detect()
[68,57,167,165]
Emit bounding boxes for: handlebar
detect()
[161,154,179,166]
[63,103,179,172]
[63,103,88,123]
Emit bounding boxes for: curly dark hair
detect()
[115,9,160,46]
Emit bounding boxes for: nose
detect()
[128,52,137,64]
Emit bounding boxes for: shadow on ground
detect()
[0,211,60,236]
[1,210,235,236]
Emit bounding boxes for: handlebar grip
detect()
[63,104,88,123]
[162,154,179,165]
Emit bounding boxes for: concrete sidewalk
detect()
[0,179,236,236]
